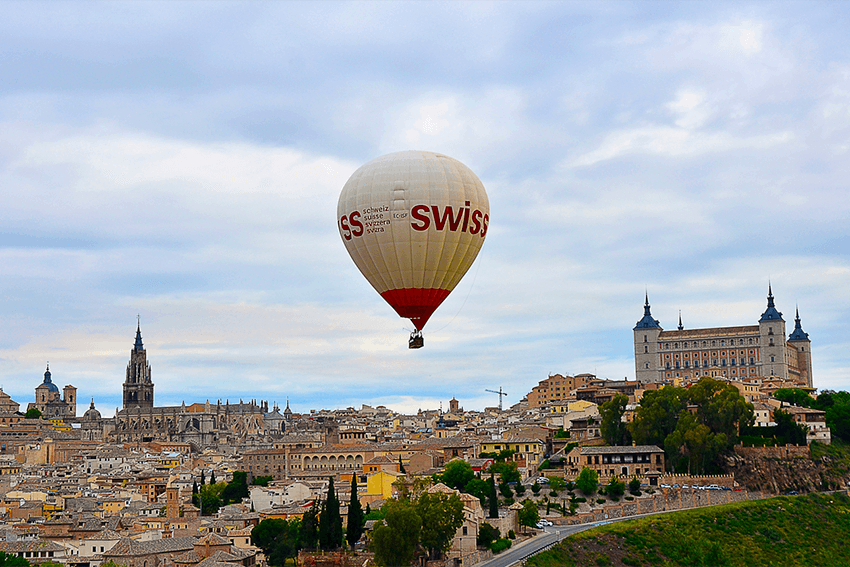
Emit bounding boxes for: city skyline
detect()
[2,2,849,414]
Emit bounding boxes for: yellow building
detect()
[100,499,127,516]
[365,470,405,502]
[158,457,181,469]
[479,438,545,470]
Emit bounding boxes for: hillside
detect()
[526,491,850,567]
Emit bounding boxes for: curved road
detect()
[474,524,597,567]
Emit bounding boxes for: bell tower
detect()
[123,318,154,409]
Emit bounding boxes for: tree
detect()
[346,476,365,548]
[200,470,206,485]
[628,386,686,447]
[773,409,808,446]
[221,471,250,505]
[318,478,343,550]
[416,491,464,560]
[252,475,274,486]
[24,408,42,419]
[0,551,30,566]
[499,482,513,499]
[441,459,474,492]
[209,470,216,484]
[628,477,641,495]
[600,394,631,446]
[531,482,541,495]
[464,478,490,507]
[398,455,406,474]
[370,500,421,566]
[517,499,540,533]
[301,500,319,550]
[629,378,753,473]
[575,467,598,496]
[546,476,566,492]
[477,522,500,547]
[489,461,521,484]
[606,476,625,499]
[197,482,224,515]
[665,412,726,475]
[488,471,498,518]
[252,518,301,566]
[554,427,569,439]
[774,388,815,408]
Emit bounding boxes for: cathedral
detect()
[634,285,813,387]
[109,321,290,449]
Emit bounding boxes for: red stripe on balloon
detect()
[380,288,452,330]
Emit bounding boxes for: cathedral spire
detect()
[678,311,683,331]
[134,316,144,351]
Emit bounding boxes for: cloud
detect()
[1,3,850,414]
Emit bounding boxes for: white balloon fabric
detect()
[338,150,489,330]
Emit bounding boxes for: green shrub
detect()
[508,529,516,539]
[490,538,512,554]
[596,498,606,504]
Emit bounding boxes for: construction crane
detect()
[485,387,507,411]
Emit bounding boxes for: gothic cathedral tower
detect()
[123,320,154,409]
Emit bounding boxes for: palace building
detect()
[634,286,812,387]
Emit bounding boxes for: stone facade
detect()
[634,286,813,386]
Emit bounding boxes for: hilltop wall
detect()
[561,487,763,526]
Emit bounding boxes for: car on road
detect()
[536,477,550,484]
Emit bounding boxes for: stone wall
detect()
[561,487,763,525]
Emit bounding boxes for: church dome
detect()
[83,399,101,421]
[41,365,60,393]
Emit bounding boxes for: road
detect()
[473,509,677,567]
[473,524,597,567]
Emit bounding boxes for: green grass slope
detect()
[526,491,850,567]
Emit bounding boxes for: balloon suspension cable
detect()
[430,254,485,334]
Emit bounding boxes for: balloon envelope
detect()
[338,151,489,330]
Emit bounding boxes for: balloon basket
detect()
[409,330,424,349]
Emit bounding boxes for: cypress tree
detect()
[200,471,206,485]
[346,476,365,547]
[319,477,343,550]
[210,470,216,484]
[488,470,498,519]
[301,500,319,550]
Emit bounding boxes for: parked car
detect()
[536,477,550,484]
[660,483,671,488]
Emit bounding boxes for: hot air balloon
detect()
[337,151,489,348]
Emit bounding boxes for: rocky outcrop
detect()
[724,445,850,493]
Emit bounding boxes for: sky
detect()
[2,1,849,418]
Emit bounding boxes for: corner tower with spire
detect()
[634,294,663,384]
[758,284,788,380]
[123,318,154,409]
